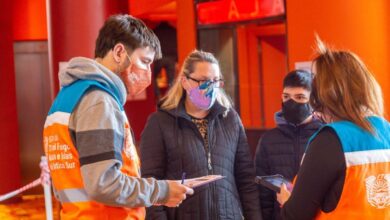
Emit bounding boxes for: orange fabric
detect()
[292,175,297,185]
[44,124,83,190]
[44,118,145,219]
[121,122,141,177]
[61,202,144,220]
[315,162,390,219]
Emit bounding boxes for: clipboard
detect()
[255,174,291,193]
[183,175,225,188]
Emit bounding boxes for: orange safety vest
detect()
[43,80,145,219]
[313,117,390,219]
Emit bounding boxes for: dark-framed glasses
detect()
[186,75,224,88]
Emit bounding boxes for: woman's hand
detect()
[277,183,291,206]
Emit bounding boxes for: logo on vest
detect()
[365,174,390,209]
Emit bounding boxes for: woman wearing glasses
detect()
[140,50,261,220]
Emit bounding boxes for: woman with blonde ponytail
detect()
[140,50,261,220]
[277,37,390,220]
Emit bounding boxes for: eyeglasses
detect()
[186,75,224,88]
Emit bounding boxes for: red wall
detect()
[13,0,47,41]
[260,35,287,128]
[286,0,390,117]
[237,23,287,128]
[0,0,21,198]
[176,0,197,65]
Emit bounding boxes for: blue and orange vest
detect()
[313,117,390,219]
[43,80,144,219]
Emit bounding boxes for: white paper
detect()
[183,175,225,188]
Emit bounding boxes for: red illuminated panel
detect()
[13,0,48,40]
[197,0,285,25]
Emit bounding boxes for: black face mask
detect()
[282,99,312,125]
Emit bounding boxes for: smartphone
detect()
[255,174,291,193]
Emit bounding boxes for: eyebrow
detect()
[282,93,308,97]
[294,94,309,97]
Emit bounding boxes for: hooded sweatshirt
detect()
[57,57,169,208]
[254,111,323,220]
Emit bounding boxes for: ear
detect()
[112,43,126,63]
[181,75,189,90]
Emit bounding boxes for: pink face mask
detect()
[124,54,151,96]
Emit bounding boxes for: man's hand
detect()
[164,180,194,207]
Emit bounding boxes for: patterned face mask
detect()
[124,53,151,96]
[188,80,217,110]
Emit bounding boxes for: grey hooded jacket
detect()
[59,57,169,208]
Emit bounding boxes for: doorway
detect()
[14,41,52,194]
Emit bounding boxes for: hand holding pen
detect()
[163,172,193,208]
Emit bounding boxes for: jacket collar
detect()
[160,96,228,121]
[275,111,323,130]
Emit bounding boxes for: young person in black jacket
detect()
[140,50,262,220]
[255,70,323,220]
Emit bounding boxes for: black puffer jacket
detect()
[254,112,323,220]
[140,100,262,220]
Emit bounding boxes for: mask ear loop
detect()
[125,52,133,67]
[125,53,142,84]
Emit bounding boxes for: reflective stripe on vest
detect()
[345,149,390,167]
[57,188,90,203]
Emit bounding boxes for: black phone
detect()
[255,174,291,193]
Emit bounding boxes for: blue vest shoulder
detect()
[48,80,123,114]
[310,117,390,153]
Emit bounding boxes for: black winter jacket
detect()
[140,101,262,220]
[254,112,323,220]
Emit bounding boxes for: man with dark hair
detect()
[254,70,323,220]
[43,14,193,219]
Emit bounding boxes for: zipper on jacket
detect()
[207,151,212,171]
[206,121,213,173]
[206,121,219,220]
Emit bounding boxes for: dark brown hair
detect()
[95,14,161,59]
[310,37,384,133]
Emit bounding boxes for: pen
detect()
[181,172,186,184]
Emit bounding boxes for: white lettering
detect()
[50,162,66,170]
[48,154,56,161]
[56,143,70,152]
[61,152,73,160]
[65,161,76,169]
